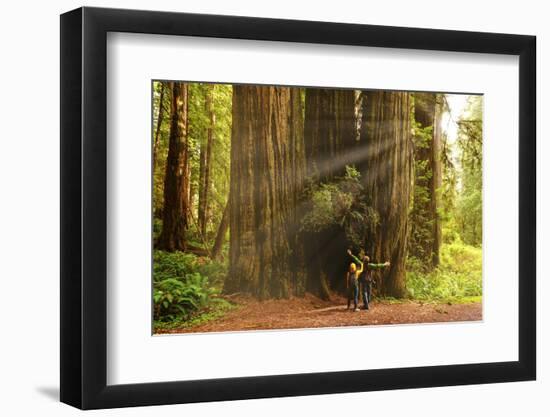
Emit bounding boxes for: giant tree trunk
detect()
[304,88,357,182]
[198,85,215,237]
[410,93,442,267]
[288,88,308,296]
[158,82,190,252]
[303,88,357,299]
[224,86,306,299]
[360,91,413,298]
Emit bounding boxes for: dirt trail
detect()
[157,294,482,334]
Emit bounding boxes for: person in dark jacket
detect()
[347,249,390,310]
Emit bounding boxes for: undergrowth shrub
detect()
[153,250,228,322]
[406,240,482,301]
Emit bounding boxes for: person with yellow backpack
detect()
[346,261,363,311]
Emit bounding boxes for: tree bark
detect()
[211,199,229,260]
[304,88,357,182]
[410,93,442,267]
[360,91,413,298]
[432,99,442,265]
[158,82,190,252]
[224,85,306,299]
[198,135,207,233]
[152,82,166,173]
[288,89,308,296]
[303,88,357,299]
[198,85,216,237]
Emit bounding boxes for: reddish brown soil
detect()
[157,293,482,334]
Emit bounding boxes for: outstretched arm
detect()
[368,261,390,269]
[346,249,363,267]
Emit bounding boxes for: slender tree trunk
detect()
[198,140,206,232]
[198,85,215,237]
[211,200,229,260]
[153,82,166,173]
[410,93,442,267]
[158,82,190,252]
[289,89,308,296]
[224,85,306,299]
[360,91,413,298]
[432,100,442,265]
[185,93,192,219]
[303,88,356,299]
[204,85,215,234]
[188,170,195,220]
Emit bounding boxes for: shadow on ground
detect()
[35,386,59,401]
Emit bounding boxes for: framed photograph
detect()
[60,6,536,410]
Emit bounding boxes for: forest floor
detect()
[156,293,482,334]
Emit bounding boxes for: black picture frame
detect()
[60,6,536,410]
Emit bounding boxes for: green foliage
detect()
[153,250,199,282]
[300,183,339,231]
[153,250,228,322]
[409,121,436,261]
[406,240,482,301]
[439,130,458,226]
[301,166,378,247]
[154,298,237,332]
[195,258,227,289]
[441,219,461,244]
[187,83,233,241]
[455,96,482,246]
[153,275,212,321]
[153,218,162,241]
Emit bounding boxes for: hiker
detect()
[346,262,362,312]
[347,249,390,310]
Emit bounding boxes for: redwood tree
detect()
[288,88,308,296]
[304,88,357,182]
[360,91,413,297]
[410,93,442,267]
[303,88,357,299]
[211,199,229,260]
[152,82,166,173]
[158,82,190,252]
[198,84,215,237]
[224,86,306,298]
